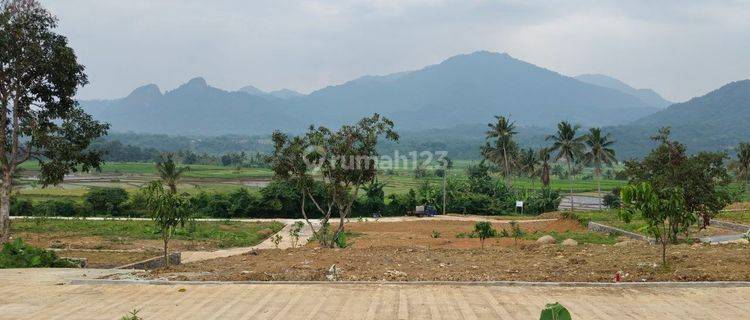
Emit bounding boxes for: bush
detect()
[0,238,77,268]
[10,198,33,216]
[85,187,129,215]
[35,199,78,217]
[603,192,621,209]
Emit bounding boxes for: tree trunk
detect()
[0,180,11,243]
[661,240,667,267]
[163,228,170,268]
[567,160,574,212]
[596,166,602,211]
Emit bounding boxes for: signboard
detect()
[515,201,524,208]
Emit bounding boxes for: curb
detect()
[69,279,750,288]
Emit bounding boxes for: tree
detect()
[473,221,496,249]
[537,148,552,187]
[517,148,538,186]
[624,128,731,231]
[142,181,191,267]
[0,0,109,242]
[440,156,453,215]
[620,182,685,266]
[583,128,616,210]
[361,178,386,216]
[269,114,398,248]
[730,142,750,185]
[484,116,517,185]
[546,121,585,211]
[156,153,189,194]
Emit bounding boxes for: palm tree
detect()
[537,148,551,188]
[546,121,585,211]
[485,115,517,185]
[156,153,190,194]
[583,128,616,210]
[517,148,538,187]
[730,142,750,186]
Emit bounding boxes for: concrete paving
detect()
[0,269,748,319]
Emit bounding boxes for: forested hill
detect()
[608,79,750,159]
[81,51,657,135]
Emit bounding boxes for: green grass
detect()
[11,219,284,248]
[18,161,274,179]
[715,210,750,225]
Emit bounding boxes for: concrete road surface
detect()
[0,269,749,319]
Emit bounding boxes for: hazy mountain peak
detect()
[238,85,267,96]
[575,74,672,108]
[126,84,161,100]
[184,77,209,88]
[269,88,304,99]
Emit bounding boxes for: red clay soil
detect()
[142,219,750,282]
[58,250,160,268]
[343,219,584,249]
[146,243,750,282]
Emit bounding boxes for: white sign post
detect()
[515,200,524,215]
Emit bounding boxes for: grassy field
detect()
[716,210,750,224]
[14,160,630,205]
[12,218,284,249]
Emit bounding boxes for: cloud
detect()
[40,0,750,102]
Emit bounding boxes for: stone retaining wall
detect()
[710,220,750,233]
[587,222,654,243]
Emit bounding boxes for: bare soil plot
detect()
[57,250,160,268]
[139,219,750,282]
[341,219,590,249]
[145,242,749,282]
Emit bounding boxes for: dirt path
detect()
[0,269,748,319]
[181,220,316,263]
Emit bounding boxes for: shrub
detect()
[335,232,348,248]
[85,187,129,215]
[120,309,143,320]
[0,238,77,268]
[540,302,572,320]
[10,198,33,216]
[603,192,621,209]
[510,221,524,245]
[35,199,78,217]
[431,230,441,238]
[474,221,496,249]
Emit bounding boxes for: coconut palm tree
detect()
[583,128,617,210]
[546,121,585,211]
[485,116,517,185]
[730,142,750,186]
[156,153,190,194]
[537,148,552,188]
[517,148,538,187]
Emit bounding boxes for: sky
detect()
[41,0,750,102]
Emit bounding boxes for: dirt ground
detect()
[144,242,750,282]
[342,219,585,249]
[58,250,160,268]
[17,233,238,252]
[139,219,750,282]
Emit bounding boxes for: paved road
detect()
[0,269,749,319]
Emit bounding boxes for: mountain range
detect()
[81,51,750,159]
[81,51,662,135]
[574,74,672,108]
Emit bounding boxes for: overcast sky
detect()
[42,0,750,102]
